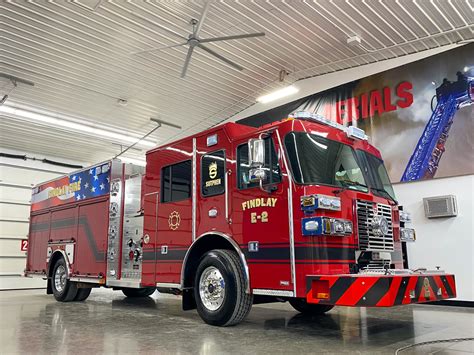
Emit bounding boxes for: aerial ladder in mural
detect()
[401,72,474,182]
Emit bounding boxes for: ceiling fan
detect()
[130,1,265,78]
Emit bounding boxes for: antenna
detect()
[114,118,182,159]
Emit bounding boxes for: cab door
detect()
[196,132,232,238]
[232,134,293,293]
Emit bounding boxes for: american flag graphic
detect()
[71,163,111,201]
[31,161,111,211]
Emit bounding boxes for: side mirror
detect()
[248,139,265,167]
[248,139,266,183]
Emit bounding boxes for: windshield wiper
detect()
[370,187,398,203]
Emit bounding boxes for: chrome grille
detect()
[356,200,394,251]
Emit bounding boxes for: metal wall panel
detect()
[0,160,72,289]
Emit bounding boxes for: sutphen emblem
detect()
[168,211,181,230]
[209,161,218,179]
[372,215,389,236]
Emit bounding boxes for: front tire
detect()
[289,298,334,315]
[51,258,78,302]
[122,287,156,298]
[194,249,253,326]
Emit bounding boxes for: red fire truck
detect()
[25,112,456,326]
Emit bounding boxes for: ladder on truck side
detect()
[401,74,473,182]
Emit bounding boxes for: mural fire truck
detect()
[402,72,474,181]
[25,112,456,326]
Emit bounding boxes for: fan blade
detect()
[198,44,244,71]
[199,32,265,44]
[194,1,211,37]
[130,42,187,55]
[181,46,195,78]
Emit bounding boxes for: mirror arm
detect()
[259,129,276,139]
[259,179,277,194]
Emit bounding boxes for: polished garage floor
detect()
[0,289,472,354]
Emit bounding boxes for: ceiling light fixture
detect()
[256,85,299,104]
[0,105,156,148]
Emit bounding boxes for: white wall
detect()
[0,148,88,290]
[394,175,474,302]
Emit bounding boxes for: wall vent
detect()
[423,195,457,218]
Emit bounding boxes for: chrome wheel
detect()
[199,266,225,311]
[54,264,67,294]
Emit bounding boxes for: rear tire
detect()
[289,298,334,315]
[74,288,92,302]
[122,287,156,298]
[51,258,78,302]
[194,249,253,326]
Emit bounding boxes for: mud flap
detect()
[182,288,196,310]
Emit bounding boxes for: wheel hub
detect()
[54,265,66,293]
[199,266,225,311]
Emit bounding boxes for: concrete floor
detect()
[0,289,472,354]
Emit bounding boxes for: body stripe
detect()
[338,277,379,306]
[354,277,390,306]
[394,276,410,305]
[306,274,455,307]
[328,277,356,303]
[376,276,402,307]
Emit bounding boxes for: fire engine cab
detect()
[25,112,456,326]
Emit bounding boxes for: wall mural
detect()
[238,44,473,183]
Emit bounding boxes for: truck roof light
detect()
[346,125,368,140]
[290,111,368,140]
[207,134,218,146]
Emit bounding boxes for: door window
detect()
[237,138,281,189]
[201,150,226,197]
[161,160,192,203]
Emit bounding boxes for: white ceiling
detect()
[1,0,473,164]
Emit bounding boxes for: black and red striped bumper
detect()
[306,273,456,307]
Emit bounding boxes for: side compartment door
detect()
[232,135,293,293]
[27,213,51,273]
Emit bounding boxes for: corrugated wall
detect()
[0,152,84,289]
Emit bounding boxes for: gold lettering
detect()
[48,181,82,199]
[205,178,221,187]
[251,212,257,224]
[242,198,278,211]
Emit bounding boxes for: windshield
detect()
[357,151,397,202]
[284,132,368,192]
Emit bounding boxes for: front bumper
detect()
[306,273,456,307]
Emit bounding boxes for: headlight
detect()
[400,228,416,242]
[304,220,319,231]
[399,211,411,223]
[343,221,353,233]
[302,217,352,236]
[333,219,345,234]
